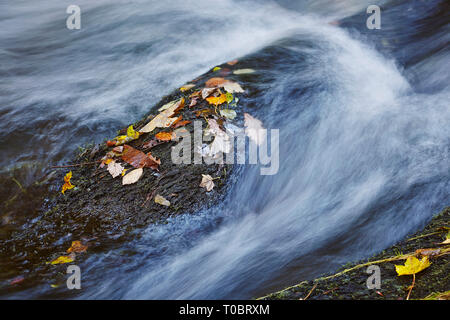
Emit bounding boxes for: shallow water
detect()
[1,0,449,299]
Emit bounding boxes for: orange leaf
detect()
[155,132,175,141]
[67,241,88,253]
[172,120,191,129]
[227,59,238,65]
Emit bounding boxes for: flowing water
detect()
[1,0,449,299]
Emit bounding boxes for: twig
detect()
[406,273,415,300]
[302,283,317,300]
[51,160,101,169]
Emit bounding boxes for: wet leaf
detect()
[415,248,441,258]
[440,231,450,245]
[201,87,218,99]
[48,254,75,265]
[200,174,215,191]
[112,125,140,146]
[155,131,175,141]
[205,77,227,88]
[141,138,166,150]
[213,67,221,72]
[158,98,184,112]
[220,109,237,120]
[121,145,160,170]
[189,97,198,107]
[140,98,185,133]
[172,120,191,129]
[223,81,244,93]
[67,241,88,253]
[107,160,125,178]
[227,59,238,66]
[154,194,170,206]
[395,256,431,276]
[61,171,75,194]
[233,68,255,75]
[206,93,227,106]
[122,168,143,185]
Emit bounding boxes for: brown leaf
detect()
[155,131,175,141]
[121,145,160,170]
[205,77,228,88]
[227,59,238,65]
[172,120,191,129]
[67,241,88,253]
[189,97,198,108]
[141,138,166,150]
[415,248,441,258]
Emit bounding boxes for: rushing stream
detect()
[1,0,449,299]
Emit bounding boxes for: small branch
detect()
[406,273,415,300]
[50,160,101,169]
[302,283,317,300]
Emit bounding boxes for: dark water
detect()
[1,0,449,299]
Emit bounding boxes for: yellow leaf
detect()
[140,98,185,133]
[213,67,221,72]
[395,256,431,276]
[441,231,450,245]
[154,194,170,207]
[61,171,75,194]
[126,125,140,139]
[180,84,195,92]
[206,93,227,106]
[48,254,75,265]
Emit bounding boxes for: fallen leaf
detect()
[154,194,170,206]
[112,125,140,146]
[244,113,266,146]
[155,131,175,141]
[213,67,221,72]
[48,254,75,265]
[233,68,255,75]
[140,98,185,133]
[395,256,431,276]
[121,169,128,176]
[201,87,218,99]
[223,81,244,93]
[189,97,198,107]
[122,168,144,185]
[180,84,195,92]
[200,174,215,191]
[227,59,238,65]
[440,231,450,245]
[107,160,125,178]
[141,138,166,150]
[206,93,227,106]
[10,276,25,285]
[195,109,214,118]
[172,120,191,129]
[67,241,88,253]
[158,98,184,112]
[61,171,75,194]
[220,109,237,120]
[205,77,227,88]
[121,145,160,170]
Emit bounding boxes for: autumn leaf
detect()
[201,87,218,99]
[189,97,198,107]
[61,171,75,194]
[67,241,88,253]
[415,248,441,258]
[154,194,170,206]
[107,160,125,178]
[121,145,160,170]
[158,98,184,112]
[205,77,228,88]
[172,120,191,129]
[223,81,244,93]
[122,168,144,185]
[233,68,255,75]
[220,109,237,120]
[180,84,195,92]
[395,256,431,276]
[140,98,185,133]
[112,125,140,146]
[141,138,166,150]
[227,59,238,66]
[206,93,227,106]
[155,131,175,141]
[48,254,75,265]
[213,67,221,72]
[200,174,215,191]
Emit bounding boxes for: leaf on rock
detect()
[227,59,238,66]
[121,145,160,170]
[220,109,237,120]
[205,77,227,88]
[61,171,75,194]
[441,231,450,245]
[415,248,441,258]
[233,68,255,75]
[122,168,144,185]
[155,131,175,141]
[213,67,221,72]
[141,138,166,150]
[395,256,431,276]
[140,98,185,133]
[154,194,170,206]
[223,81,244,93]
[67,241,88,253]
[189,97,199,108]
[201,87,218,99]
[48,254,75,265]
[206,93,227,106]
[107,160,125,178]
[244,113,266,146]
[112,125,140,146]
[172,120,191,129]
[200,174,215,191]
